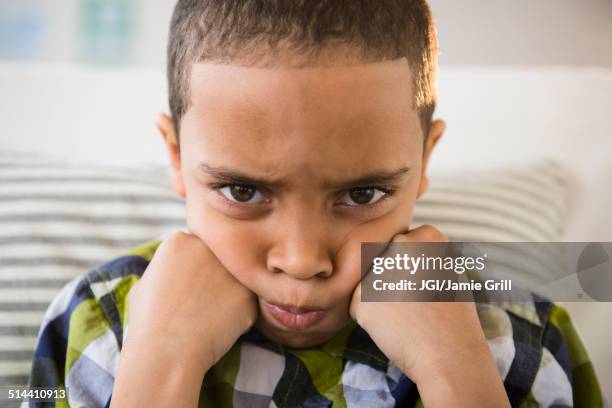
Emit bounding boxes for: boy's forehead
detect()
[189,58,414,104]
[186,58,420,132]
[182,59,423,179]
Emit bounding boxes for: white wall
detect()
[429,0,612,68]
[3,0,611,69]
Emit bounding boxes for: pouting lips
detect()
[262,300,327,330]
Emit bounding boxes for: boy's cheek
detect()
[184,205,266,285]
[334,208,413,268]
[328,206,415,299]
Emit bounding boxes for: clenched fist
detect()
[111,232,257,407]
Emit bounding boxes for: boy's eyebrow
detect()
[198,163,410,188]
[198,163,288,187]
[322,167,411,189]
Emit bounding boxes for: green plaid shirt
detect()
[28,239,602,407]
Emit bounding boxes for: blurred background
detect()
[1,0,610,67]
[0,0,610,403]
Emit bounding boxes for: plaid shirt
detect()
[28,239,602,407]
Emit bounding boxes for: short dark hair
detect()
[168,0,439,143]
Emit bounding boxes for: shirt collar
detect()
[238,321,390,372]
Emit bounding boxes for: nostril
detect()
[267,253,333,279]
[272,267,331,279]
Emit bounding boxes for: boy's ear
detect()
[416,119,446,199]
[156,113,186,198]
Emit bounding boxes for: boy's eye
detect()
[219,185,266,203]
[340,188,388,206]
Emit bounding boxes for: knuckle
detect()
[164,231,191,246]
[415,224,448,242]
[161,231,205,253]
[391,233,409,243]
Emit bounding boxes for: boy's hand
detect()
[347,225,510,407]
[111,232,257,407]
[126,231,257,367]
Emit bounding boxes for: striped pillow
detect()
[413,162,569,242]
[0,152,569,387]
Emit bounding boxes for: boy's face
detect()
[159,58,445,348]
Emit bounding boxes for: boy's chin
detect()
[254,320,339,349]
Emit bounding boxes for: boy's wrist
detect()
[111,334,212,407]
[416,369,509,407]
[126,328,217,373]
[411,342,510,407]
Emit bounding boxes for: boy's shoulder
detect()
[67,240,161,315]
[476,298,602,407]
[28,239,162,406]
[73,238,161,290]
[81,238,162,299]
[65,238,163,341]
[76,238,162,295]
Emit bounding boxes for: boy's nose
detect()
[266,221,334,280]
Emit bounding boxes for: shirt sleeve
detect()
[27,273,120,408]
[544,305,602,407]
[477,300,603,408]
[521,304,603,407]
[27,243,157,408]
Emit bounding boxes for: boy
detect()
[28,0,601,406]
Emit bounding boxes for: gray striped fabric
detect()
[0,152,569,386]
